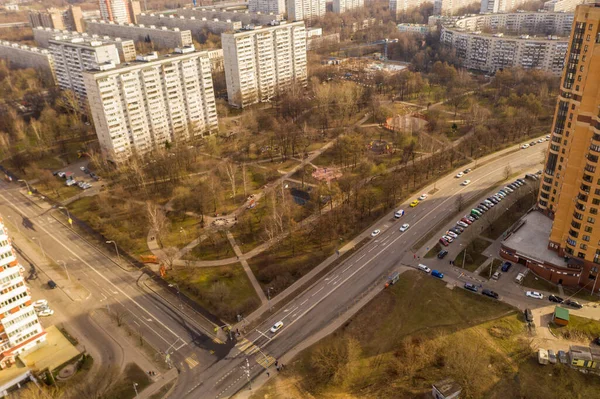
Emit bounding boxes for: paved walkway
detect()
[226,231,268,305]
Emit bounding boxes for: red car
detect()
[461,217,472,225]
[439,237,449,246]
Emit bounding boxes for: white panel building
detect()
[543,0,586,12]
[248,0,286,15]
[222,21,307,108]
[333,0,364,13]
[99,0,130,23]
[83,47,219,162]
[0,217,47,370]
[287,0,325,25]
[480,0,534,13]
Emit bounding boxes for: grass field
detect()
[453,237,491,272]
[250,271,600,399]
[550,314,600,341]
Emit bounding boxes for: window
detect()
[586,226,593,233]
[581,244,588,250]
[589,217,596,223]
[578,252,586,258]
[592,208,598,215]
[583,235,591,242]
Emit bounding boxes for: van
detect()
[431,270,444,279]
[515,273,525,284]
[417,264,431,273]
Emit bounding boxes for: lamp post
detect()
[133,382,139,398]
[168,283,183,309]
[18,179,32,195]
[106,240,120,263]
[58,206,73,227]
[32,237,46,259]
[57,260,70,281]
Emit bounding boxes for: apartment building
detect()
[333,0,364,13]
[390,0,431,17]
[433,0,480,16]
[248,0,286,14]
[0,41,55,81]
[128,0,142,23]
[136,13,242,36]
[175,7,284,25]
[207,48,224,71]
[480,0,532,13]
[86,20,193,50]
[33,28,137,62]
[222,21,307,108]
[83,46,218,161]
[287,0,325,25]
[398,23,432,34]
[534,4,600,289]
[454,12,575,36]
[0,216,47,369]
[28,6,83,32]
[49,36,121,107]
[544,0,587,12]
[99,0,129,23]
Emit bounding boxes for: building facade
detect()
[333,0,364,13]
[433,0,480,16]
[398,23,432,34]
[128,0,142,23]
[0,216,47,369]
[222,21,307,108]
[248,0,286,15]
[83,47,218,162]
[453,12,575,36]
[136,13,242,36]
[480,0,532,13]
[536,4,600,289]
[85,20,193,50]
[390,0,431,17]
[175,7,284,25]
[544,0,587,12]
[28,6,83,32]
[99,0,130,23]
[0,41,55,81]
[287,0,325,25]
[49,37,122,107]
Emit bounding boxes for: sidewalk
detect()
[226,232,268,305]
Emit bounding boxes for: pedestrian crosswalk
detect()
[234,338,260,355]
[256,354,276,368]
[184,354,199,369]
[213,337,224,344]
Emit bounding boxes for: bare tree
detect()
[146,201,170,248]
[504,164,512,180]
[456,193,464,212]
[68,365,121,399]
[160,247,179,270]
[223,161,237,199]
[242,162,248,198]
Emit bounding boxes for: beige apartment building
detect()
[175,7,284,25]
[83,47,218,162]
[28,6,83,32]
[85,20,193,50]
[333,0,364,13]
[136,13,242,36]
[222,21,307,108]
[0,41,55,82]
[287,0,325,25]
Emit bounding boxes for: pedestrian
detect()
[267,372,270,377]
[276,366,280,372]
[275,360,278,367]
[413,254,416,259]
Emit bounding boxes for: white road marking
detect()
[300,299,308,306]
[311,287,324,297]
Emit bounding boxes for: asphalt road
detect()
[180,143,546,398]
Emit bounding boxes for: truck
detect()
[385,271,400,288]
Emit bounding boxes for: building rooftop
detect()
[432,378,462,397]
[554,306,569,321]
[503,211,569,268]
[21,325,81,371]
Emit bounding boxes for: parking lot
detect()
[53,160,100,191]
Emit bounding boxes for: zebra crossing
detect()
[234,337,275,368]
[184,354,199,369]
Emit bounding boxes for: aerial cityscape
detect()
[0,0,597,397]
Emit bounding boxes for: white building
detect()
[49,36,121,107]
[83,46,219,162]
[333,0,364,13]
[222,21,307,108]
[454,12,574,36]
[0,216,47,370]
[480,0,533,14]
[248,0,286,14]
[543,0,586,12]
[287,0,325,25]
[433,0,480,16]
[398,23,432,34]
[99,0,129,24]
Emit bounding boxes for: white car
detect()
[270,321,284,333]
[457,221,469,228]
[521,144,530,149]
[442,235,454,243]
[461,180,471,186]
[455,172,464,178]
[537,138,544,143]
[399,223,410,232]
[33,299,48,308]
[525,291,544,300]
[445,231,458,239]
[418,194,428,200]
[79,166,86,171]
[394,209,405,219]
[38,309,54,317]
[371,229,381,237]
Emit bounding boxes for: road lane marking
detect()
[311,287,324,297]
[300,299,308,306]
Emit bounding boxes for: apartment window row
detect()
[0,250,14,261]
[4,310,36,328]
[14,328,40,345]
[0,291,27,308]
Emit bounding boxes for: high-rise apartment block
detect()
[28,6,83,32]
[433,0,482,15]
[99,0,130,23]
[333,0,364,13]
[137,13,242,36]
[176,7,284,25]
[248,0,286,14]
[49,37,122,107]
[222,21,307,108]
[480,0,532,13]
[0,216,47,369]
[537,3,600,277]
[287,0,325,25]
[85,20,193,50]
[0,41,56,82]
[544,0,587,12]
[390,0,432,17]
[83,47,219,161]
[128,0,142,23]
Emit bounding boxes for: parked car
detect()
[492,271,501,280]
[501,262,512,272]
[270,321,284,333]
[57,171,66,178]
[503,186,514,193]
[463,168,472,174]
[442,235,454,243]
[549,295,564,303]
[33,299,48,308]
[524,308,534,322]
[460,218,472,225]
[38,309,54,317]
[431,270,444,279]
[464,283,478,293]
[437,250,448,259]
[521,144,530,149]
[515,273,525,284]
[565,299,583,309]
[526,291,544,299]
[455,172,464,178]
[548,349,557,364]
[445,231,458,239]
[461,180,471,186]
[557,350,568,364]
[48,280,57,289]
[399,223,410,232]
[457,221,469,228]
[439,238,449,246]
[418,193,428,200]
[371,229,381,237]
[79,166,86,171]
[394,209,405,218]
[90,172,101,181]
[449,227,462,236]
[417,264,431,273]
[482,289,499,299]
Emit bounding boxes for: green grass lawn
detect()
[481,195,536,240]
[160,212,201,250]
[424,242,442,258]
[453,237,491,272]
[479,258,502,279]
[550,314,600,341]
[167,264,260,322]
[182,231,234,261]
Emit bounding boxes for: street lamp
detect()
[179,227,188,240]
[32,237,46,259]
[58,206,73,227]
[18,179,32,195]
[133,382,139,398]
[57,260,70,281]
[168,283,184,309]
[106,240,121,263]
[267,287,274,312]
